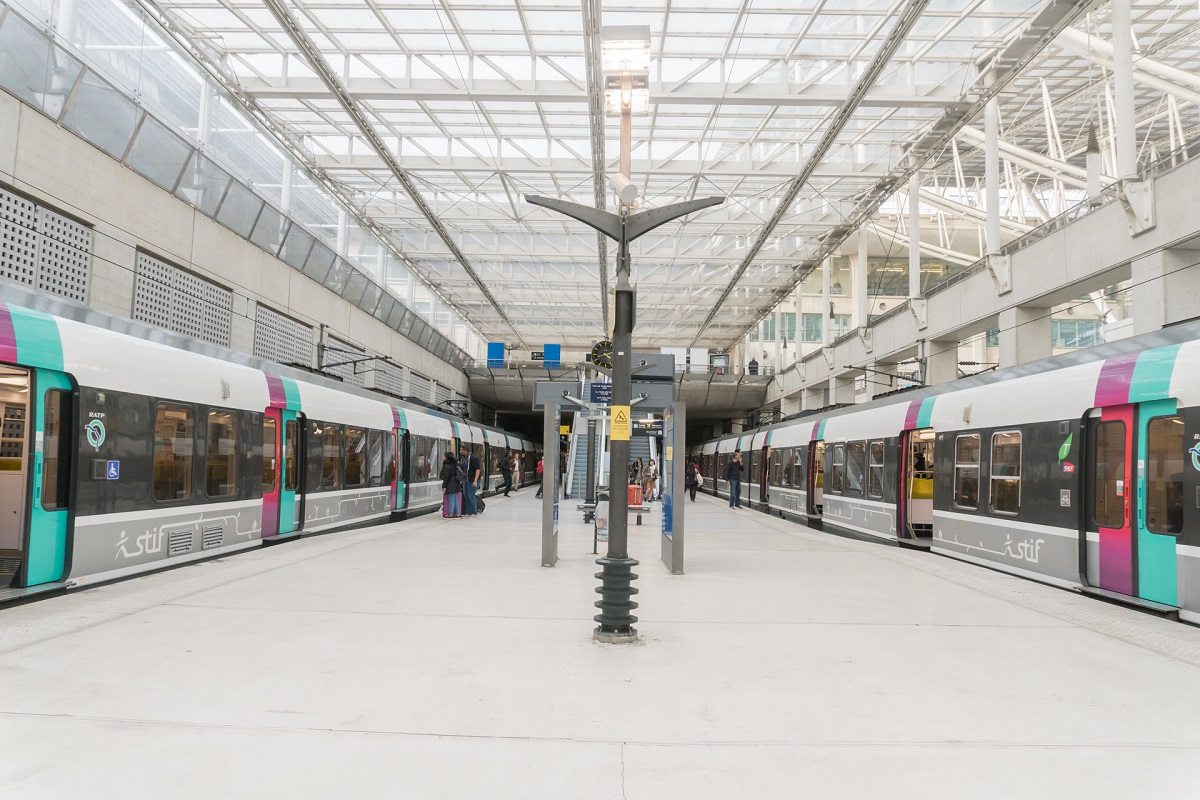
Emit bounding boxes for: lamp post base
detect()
[593,555,639,642]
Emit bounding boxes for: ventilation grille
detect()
[0,188,92,303]
[167,528,193,557]
[325,337,365,387]
[133,251,232,346]
[371,359,405,396]
[253,304,313,368]
[434,383,452,406]
[408,372,431,402]
[201,523,223,550]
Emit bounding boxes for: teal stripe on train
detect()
[10,305,64,370]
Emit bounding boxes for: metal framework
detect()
[112,0,1200,349]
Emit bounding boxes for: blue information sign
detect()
[544,343,561,369]
[589,382,613,405]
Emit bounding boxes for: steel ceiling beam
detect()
[688,0,934,348]
[581,0,609,334]
[725,0,1101,349]
[260,0,527,347]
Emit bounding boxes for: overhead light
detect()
[600,25,652,75]
[604,74,649,115]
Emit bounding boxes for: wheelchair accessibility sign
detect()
[106,460,120,480]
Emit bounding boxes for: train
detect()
[692,321,1200,623]
[0,297,539,601]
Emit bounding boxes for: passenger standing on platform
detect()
[643,458,658,502]
[685,461,700,502]
[440,452,463,519]
[460,445,480,515]
[500,449,515,497]
[724,450,744,509]
[535,453,545,498]
[631,457,644,486]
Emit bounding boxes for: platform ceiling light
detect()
[601,25,651,118]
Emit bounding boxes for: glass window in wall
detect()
[344,427,366,488]
[154,404,193,502]
[1145,416,1185,535]
[989,431,1021,515]
[832,314,852,340]
[761,315,776,342]
[206,410,237,498]
[954,434,980,510]
[60,70,140,158]
[802,314,823,343]
[780,312,797,343]
[0,12,83,119]
[868,441,884,499]
[125,114,191,191]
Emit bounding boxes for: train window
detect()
[262,417,277,493]
[307,421,323,492]
[845,442,866,497]
[792,448,805,488]
[41,389,72,510]
[954,434,980,510]
[153,404,194,502]
[989,431,1022,515]
[867,441,884,499]
[366,431,383,486]
[1092,421,1126,529]
[383,431,397,485]
[344,427,366,487]
[322,425,342,489]
[284,420,298,492]
[828,444,845,494]
[1145,416,1185,535]
[206,410,238,498]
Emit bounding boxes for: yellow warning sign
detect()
[611,405,631,441]
[559,425,570,436]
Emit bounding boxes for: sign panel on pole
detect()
[611,405,631,441]
[590,382,613,405]
[531,351,544,360]
[632,419,664,436]
[486,342,505,369]
[544,344,561,369]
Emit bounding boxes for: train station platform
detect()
[3,494,1200,798]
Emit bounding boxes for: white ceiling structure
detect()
[135,0,1200,350]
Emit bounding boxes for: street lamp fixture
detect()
[524,22,723,644]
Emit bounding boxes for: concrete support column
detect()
[908,172,921,298]
[1131,249,1200,335]
[821,256,832,345]
[984,96,1002,254]
[997,306,1052,369]
[1086,125,1102,204]
[922,339,960,387]
[853,234,869,329]
[1111,0,1138,179]
[830,373,856,406]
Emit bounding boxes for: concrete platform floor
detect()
[4,492,1200,798]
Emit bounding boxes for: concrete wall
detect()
[0,91,468,395]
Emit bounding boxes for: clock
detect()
[591,339,614,369]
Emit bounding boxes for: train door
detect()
[278,410,305,535]
[807,441,825,517]
[1,367,73,588]
[759,446,770,503]
[395,430,409,510]
[1086,401,1181,605]
[899,429,935,540]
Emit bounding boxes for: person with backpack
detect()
[500,449,514,497]
[535,453,545,498]
[643,458,659,502]
[459,445,481,515]
[685,461,700,502]
[440,452,464,519]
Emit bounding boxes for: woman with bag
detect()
[685,461,700,502]
[440,452,464,519]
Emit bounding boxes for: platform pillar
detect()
[997,306,1051,369]
[1132,249,1200,335]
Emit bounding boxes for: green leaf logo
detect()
[1058,432,1073,462]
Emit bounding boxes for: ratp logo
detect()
[1190,442,1200,472]
[84,419,106,450]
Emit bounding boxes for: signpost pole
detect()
[541,400,559,567]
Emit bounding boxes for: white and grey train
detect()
[0,296,539,602]
[693,322,1200,623]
